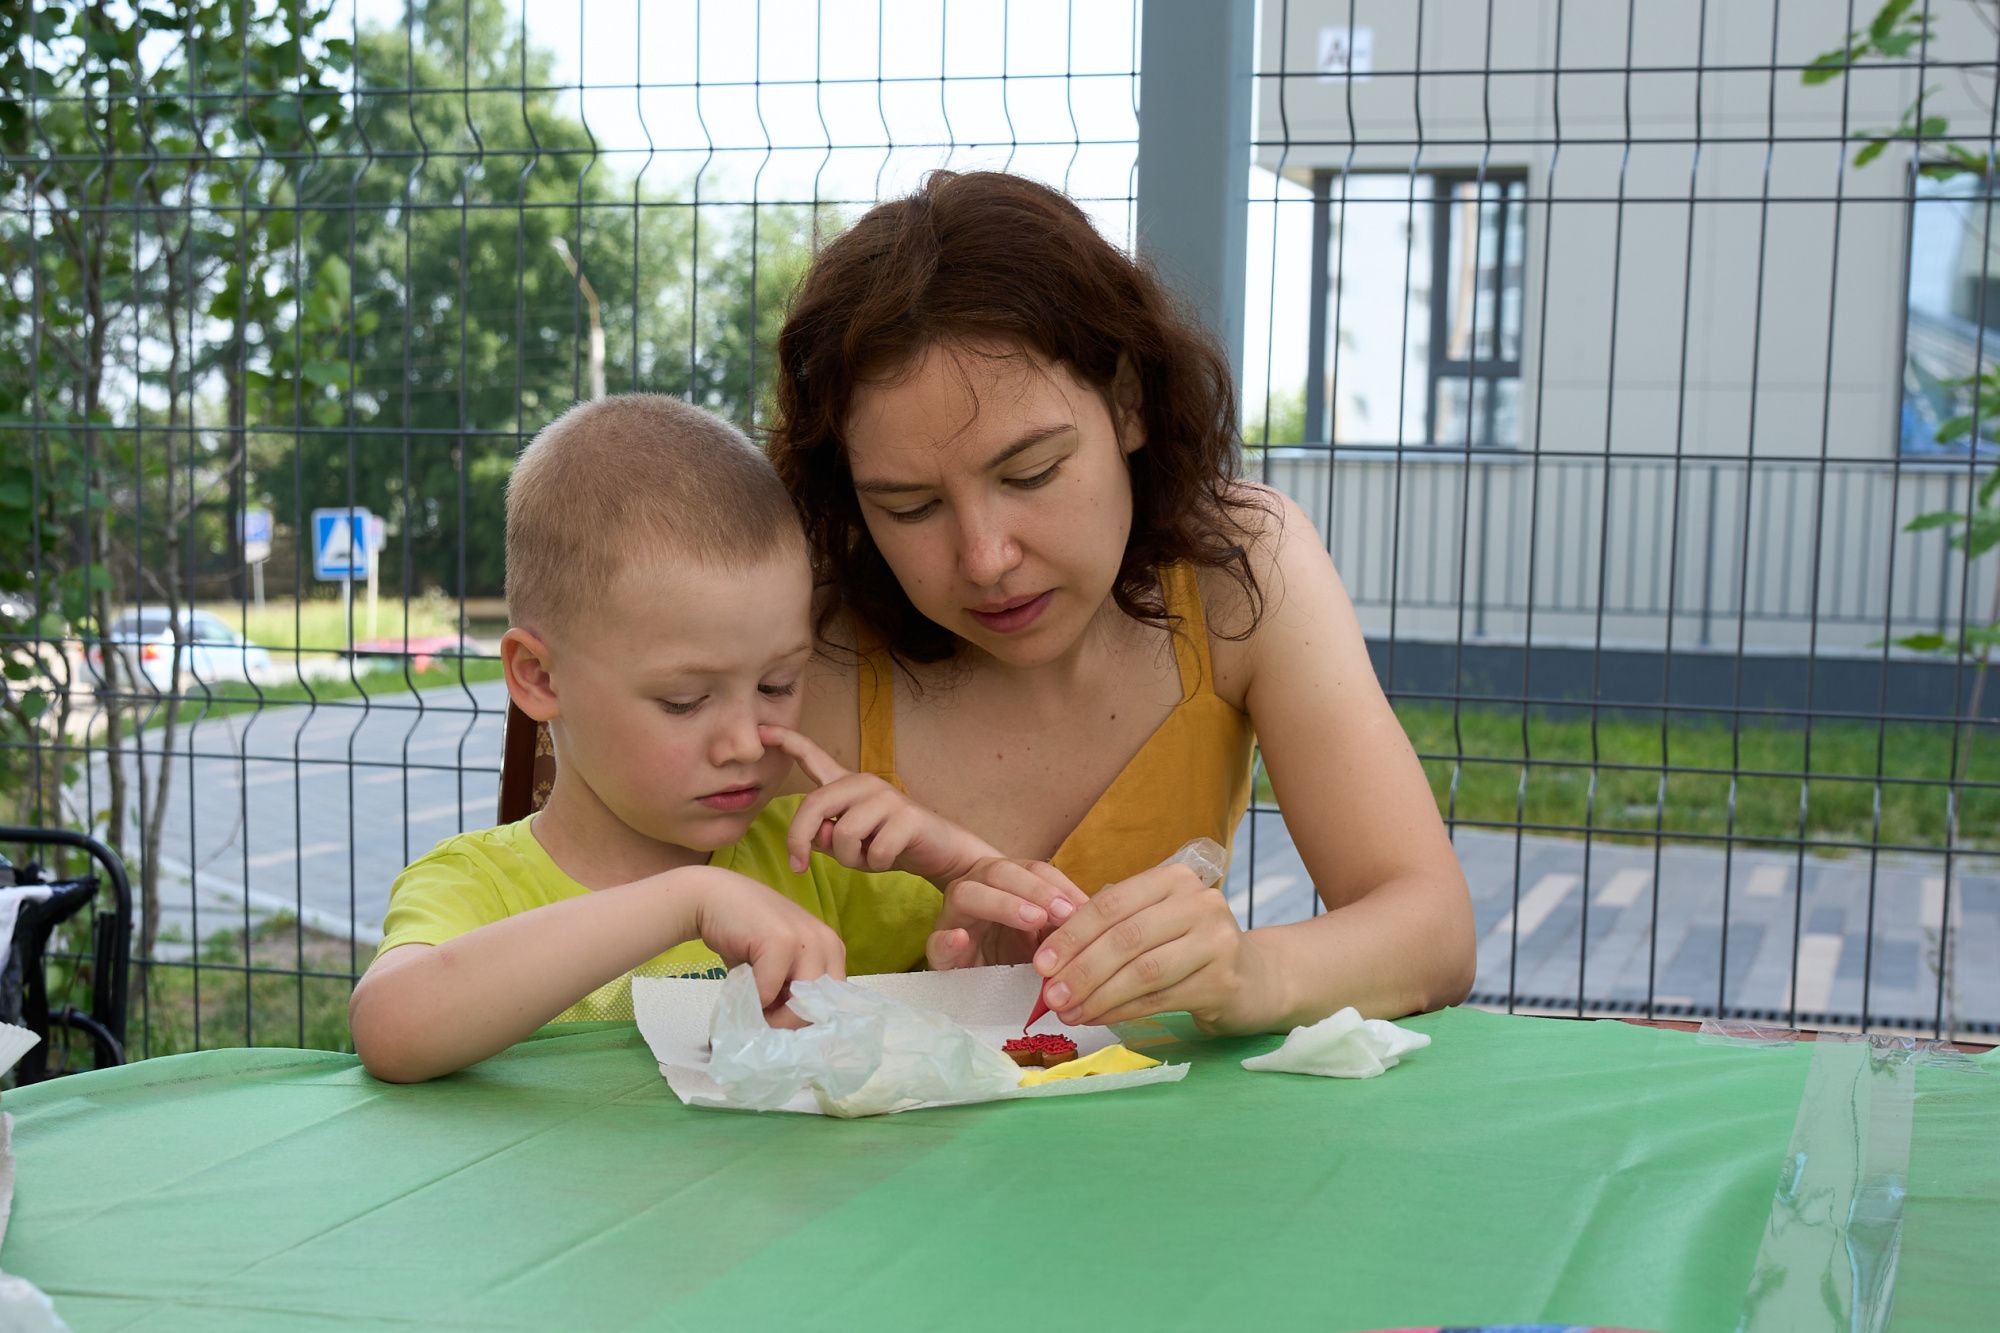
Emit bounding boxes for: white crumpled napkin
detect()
[1240,1006,1430,1079]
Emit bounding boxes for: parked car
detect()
[83,609,272,695]
[350,634,485,673]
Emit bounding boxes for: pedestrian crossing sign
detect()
[312,507,376,581]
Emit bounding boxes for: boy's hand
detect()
[927,857,1092,970]
[686,866,847,1026]
[759,724,995,885]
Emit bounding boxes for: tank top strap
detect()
[1162,561,1215,700]
[854,630,900,783]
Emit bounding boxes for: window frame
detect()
[1303,166,1529,450]
[1900,166,2000,460]
[1425,169,1526,450]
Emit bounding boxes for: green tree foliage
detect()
[249,0,824,599]
[0,0,354,959]
[2,0,826,958]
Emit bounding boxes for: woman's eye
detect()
[885,500,938,523]
[658,698,702,716]
[759,681,799,698]
[1008,462,1063,490]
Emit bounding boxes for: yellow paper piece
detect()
[1016,1043,1162,1087]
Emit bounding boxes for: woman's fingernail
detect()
[1019,903,1045,926]
[1049,898,1074,921]
[1044,982,1071,1009]
[1035,948,1057,973]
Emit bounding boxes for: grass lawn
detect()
[134,915,357,1058]
[1260,701,2000,855]
[142,656,507,729]
[31,914,356,1068]
[194,592,471,653]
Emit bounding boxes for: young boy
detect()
[350,395,1069,1083]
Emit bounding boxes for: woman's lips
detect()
[698,785,761,812]
[968,590,1052,634]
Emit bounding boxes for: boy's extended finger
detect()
[758,724,849,787]
[925,926,977,971]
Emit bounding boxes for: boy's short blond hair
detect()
[505,394,801,637]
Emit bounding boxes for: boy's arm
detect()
[349,865,844,1083]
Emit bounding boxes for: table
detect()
[5,1008,1996,1331]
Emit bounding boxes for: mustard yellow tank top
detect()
[856,563,1256,893]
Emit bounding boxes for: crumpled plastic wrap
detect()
[636,963,1191,1117]
[706,966,1023,1117]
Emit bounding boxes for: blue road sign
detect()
[312,507,376,581]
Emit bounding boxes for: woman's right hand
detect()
[686,866,847,1025]
[926,858,1091,969]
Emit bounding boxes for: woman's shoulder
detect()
[1196,481,1335,705]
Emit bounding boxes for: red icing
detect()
[1003,1034,1077,1055]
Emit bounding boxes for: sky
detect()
[345,0,1314,412]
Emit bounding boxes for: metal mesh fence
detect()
[1243,0,1999,1037]
[2,0,1994,1066]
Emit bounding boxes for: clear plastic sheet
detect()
[1733,1029,1988,1332]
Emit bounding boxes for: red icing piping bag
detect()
[1023,983,1051,1034]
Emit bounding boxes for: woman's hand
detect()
[760,724,998,886]
[926,857,1091,969]
[1029,862,1271,1033]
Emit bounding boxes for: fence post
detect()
[1136,0,1254,390]
[1305,170,1333,445]
[1700,464,1719,649]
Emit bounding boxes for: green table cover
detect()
[4,1007,1995,1331]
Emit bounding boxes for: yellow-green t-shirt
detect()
[375,794,941,1022]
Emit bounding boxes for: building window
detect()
[1304,170,1527,448]
[1904,172,2000,458]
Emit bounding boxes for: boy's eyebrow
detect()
[650,641,813,679]
[851,424,1073,495]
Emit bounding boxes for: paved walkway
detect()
[85,679,1998,1033]
[1228,811,1997,1032]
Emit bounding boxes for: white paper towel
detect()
[1239,1007,1430,1079]
[634,963,1188,1115]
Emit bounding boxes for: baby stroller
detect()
[0,825,132,1081]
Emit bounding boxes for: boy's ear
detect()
[1111,354,1146,456]
[501,627,560,722]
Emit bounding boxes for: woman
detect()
[769,170,1474,1036]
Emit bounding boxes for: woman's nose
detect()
[956,508,1022,586]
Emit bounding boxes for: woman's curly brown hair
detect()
[769,170,1270,666]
